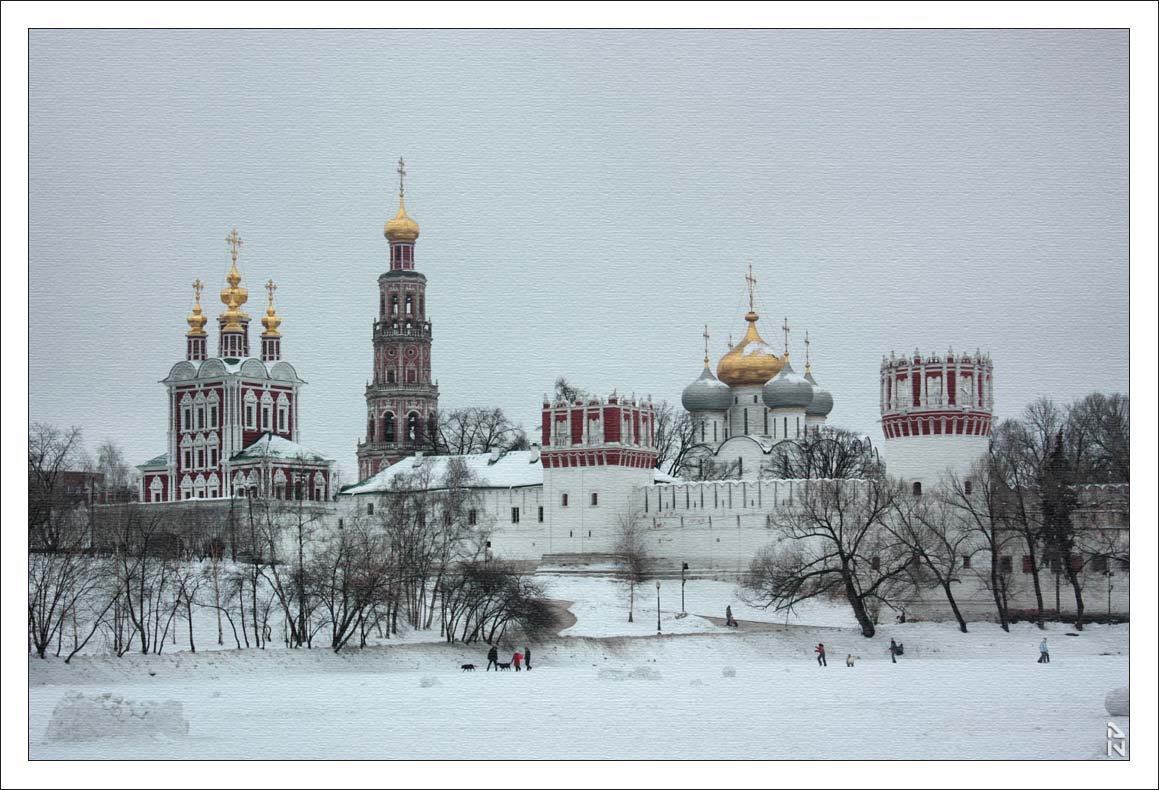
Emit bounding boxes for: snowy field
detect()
[28,575,1129,760]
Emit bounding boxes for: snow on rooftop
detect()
[231,433,330,463]
[344,450,681,495]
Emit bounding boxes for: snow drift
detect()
[45,692,189,742]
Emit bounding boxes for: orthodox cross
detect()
[192,279,203,305]
[397,157,407,198]
[266,279,277,306]
[702,324,711,365]
[804,330,812,370]
[744,260,757,312]
[225,228,243,263]
[781,316,791,356]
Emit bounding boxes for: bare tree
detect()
[653,402,696,476]
[553,376,587,403]
[614,512,650,623]
[887,481,974,632]
[436,407,526,456]
[991,418,1048,626]
[1066,393,1129,484]
[942,460,1013,631]
[28,423,88,551]
[743,479,904,638]
[439,561,556,644]
[767,428,884,480]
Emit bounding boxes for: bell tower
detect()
[357,158,441,480]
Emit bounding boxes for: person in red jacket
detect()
[512,651,523,672]
[815,643,827,667]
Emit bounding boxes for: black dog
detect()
[461,663,477,672]
[497,662,512,671]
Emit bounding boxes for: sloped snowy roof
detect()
[137,453,169,470]
[231,433,331,464]
[343,450,681,495]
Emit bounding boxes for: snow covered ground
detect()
[28,574,1130,760]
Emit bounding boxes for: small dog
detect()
[497,662,512,671]
[460,663,477,672]
[846,654,861,667]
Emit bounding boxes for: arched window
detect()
[405,295,413,316]
[391,295,399,317]
[912,481,923,496]
[384,413,396,443]
[964,480,973,496]
[407,412,421,442]
[368,416,376,442]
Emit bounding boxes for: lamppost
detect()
[680,562,689,617]
[656,580,662,633]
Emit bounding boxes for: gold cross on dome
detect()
[225,228,243,263]
[782,316,791,355]
[804,330,811,362]
[744,260,757,311]
[266,279,277,303]
[397,157,407,197]
[192,279,203,303]
[702,324,711,364]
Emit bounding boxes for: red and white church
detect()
[137,229,335,503]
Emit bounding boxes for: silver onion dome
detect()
[682,365,733,412]
[763,360,815,410]
[804,370,834,417]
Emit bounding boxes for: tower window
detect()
[511,507,520,524]
[591,492,599,506]
[964,481,973,496]
[912,482,923,496]
[561,493,569,507]
[384,413,396,443]
[538,506,544,523]
[468,509,478,526]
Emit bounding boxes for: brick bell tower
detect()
[357,158,440,480]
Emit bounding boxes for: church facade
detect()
[136,230,335,504]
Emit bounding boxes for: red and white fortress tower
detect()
[880,348,993,487]
[357,159,440,480]
[540,394,658,553]
[137,229,334,503]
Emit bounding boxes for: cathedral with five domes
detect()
[680,265,835,480]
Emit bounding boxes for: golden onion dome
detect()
[186,279,208,336]
[716,311,784,387]
[219,262,250,331]
[384,195,420,242]
[261,279,281,337]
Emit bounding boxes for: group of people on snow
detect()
[485,643,532,672]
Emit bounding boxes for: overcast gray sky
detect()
[28,30,1128,482]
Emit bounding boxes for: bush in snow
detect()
[722,666,737,678]
[1104,687,1129,717]
[420,676,440,688]
[45,692,188,742]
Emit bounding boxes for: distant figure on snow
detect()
[513,651,523,672]
[1038,638,1050,664]
[486,644,499,672]
[845,654,857,667]
[815,643,827,667]
[896,609,907,624]
[889,638,899,663]
[524,645,532,671]
[725,605,737,627]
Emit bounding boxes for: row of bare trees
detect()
[30,451,558,658]
[740,394,1129,637]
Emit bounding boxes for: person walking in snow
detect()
[889,638,899,664]
[1038,638,1050,664]
[486,644,499,671]
[524,645,532,671]
[513,650,523,672]
[725,605,737,627]
[815,643,827,667]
